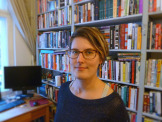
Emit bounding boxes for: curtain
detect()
[7,0,37,64]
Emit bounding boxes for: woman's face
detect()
[70,37,101,80]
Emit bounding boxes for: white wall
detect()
[14,25,33,65]
[4,10,33,66]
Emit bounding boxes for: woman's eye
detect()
[85,51,93,54]
[72,50,78,54]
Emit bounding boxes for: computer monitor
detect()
[4,66,42,98]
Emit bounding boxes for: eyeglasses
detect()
[67,49,98,59]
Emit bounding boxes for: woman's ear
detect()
[99,60,102,65]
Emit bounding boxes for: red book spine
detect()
[118,5,121,17]
[88,3,91,21]
[77,5,79,23]
[55,89,59,103]
[128,86,131,108]
[146,95,150,112]
[153,0,157,12]
[155,24,159,49]
[120,24,125,49]
[143,94,147,112]
[158,24,161,49]
[111,83,115,90]
[45,53,48,68]
[53,54,56,70]
[131,60,135,84]
[83,5,85,22]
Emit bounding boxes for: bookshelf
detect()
[36,0,162,121]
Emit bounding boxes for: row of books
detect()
[99,57,141,84]
[142,116,161,122]
[145,59,162,88]
[37,30,71,48]
[128,112,137,122]
[73,0,83,3]
[74,2,94,23]
[39,52,70,72]
[45,84,59,102]
[37,83,59,102]
[108,83,138,110]
[38,6,72,29]
[37,0,72,14]
[148,0,162,13]
[148,22,162,50]
[99,23,142,50]
[74,0,143,23]
[38,0,143,25]
[143,91,162,117]
[93,0,143,20]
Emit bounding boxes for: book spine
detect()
[137,26,142,50]
[125,24,128,49]
[139,0,143,13]
[120,24,125,49]
[110,26,115,49]
[127,23,132,50]
[113,0,117,18]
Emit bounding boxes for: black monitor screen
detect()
[4,66,42,90]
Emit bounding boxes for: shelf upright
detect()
[136,0,149,121]
[71,0,75,34]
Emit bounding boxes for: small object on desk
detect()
[0,99,25,112]
[0,100,6,105]
[33,101,38,106]
[29,98,49,107]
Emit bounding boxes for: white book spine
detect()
[125,62,128,82]
[151,60,157,87]
[136,61,140,84]
[116,61,119,81]
[120,62,123,82]
[102,63,105,78]
[134,88,137,110]
[57,55,60,70]
[81,6,83,23]
[156,92,161,115]
[91,3,94,21]
[157,0,160,11]
[127,61,130,83]
[127,23,132,50]
[130,88,135,110]
[105,61,108,79]
[121,0,125,17]
[161,0,162,11]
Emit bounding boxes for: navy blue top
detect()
[54,81,130,122]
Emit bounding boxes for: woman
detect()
[54,27,130,122]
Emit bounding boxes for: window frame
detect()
[0,9,14,92]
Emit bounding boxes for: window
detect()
[0,0,9,90]
[0,17,8,90]
[0,0,7,10]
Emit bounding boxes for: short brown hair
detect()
[70,27,109,64]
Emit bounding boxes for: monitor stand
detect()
[0,88,6,105]
[16,90,34,99]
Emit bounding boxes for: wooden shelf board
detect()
[75,14,142,27]
[100,78,139,87]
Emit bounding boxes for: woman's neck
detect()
[72,76,103,92]
[70,76,106,99]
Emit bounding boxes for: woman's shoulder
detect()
[59,81,71,91]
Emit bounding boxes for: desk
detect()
[0,96,53,122]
